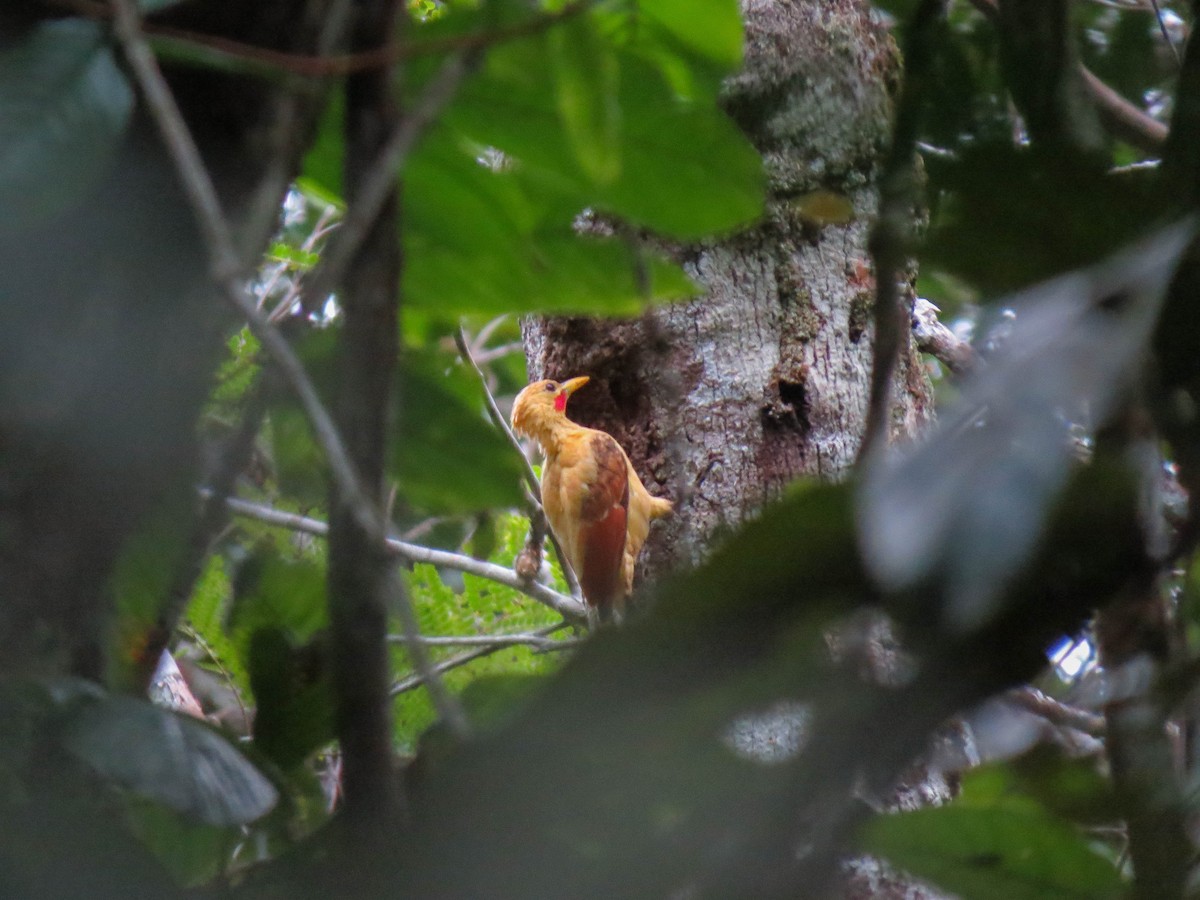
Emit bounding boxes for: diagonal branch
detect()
[858,0,945,464]
[218,494,588,622]
[389,624,568,696]
[48,0,591,78]
[109,0,382,542]
[966,0,1168,153]
[388,630,581,650]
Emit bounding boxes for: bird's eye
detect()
[544,382,556,392]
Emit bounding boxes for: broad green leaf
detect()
[405,129,698,314]
[230,554,327,647]
[126,800,234,888]
[248,627,334,771]
[300,93,345,202]
[550,18,621,185]
[442,35,762,238]
[640,0,743,70]
[392,349,526,512]
[107,492,195,688]
[60,695,278,826]
[0,20,133,231]
[860,806,1123,900]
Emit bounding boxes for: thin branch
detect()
[389,571,472,736]
[455,326,541,497]
[1079,66,1169,152]
[858,0,945,463]
[454,325,583,598]
[1148,0,1182,70]
[297,51,477,317]
[389,625,567,697]
[911,297,977,377]
[46,0,592,78]
[109,0,382,541]
[473,341,525,365]
[217,494,587,622]
[387,630,581,650]
[178,623,251,731]
[966,0,1168,153]
[1005,686,1106,736]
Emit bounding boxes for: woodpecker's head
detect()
[511,376,590,441]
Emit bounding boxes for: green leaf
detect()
[442,34,762,238]
[230,553,327,646]
[859,805,1123,900]
[640,0,743,70]
[60,695,278,826]
[550,18,621,185]
[300,93,345,202]
[392,349,527,512]
[0,20,133,231]
[183,555,250,699]
[404,128,698,314]
[125,799,235,888]
[248,628,334,771]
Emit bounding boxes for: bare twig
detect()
[454,325,583,599]
[298,51,477,317]
[911,297,977,377]
[46,0,592,78]
[389,572,472,736]
[1079,67,1169,152]
[389,624,567,696]
[473,341,525,365]
[109,0,382,540]
[217,494,587,622]
[178,623,251,731]
[388,630,581,650]
[455,326,541,497]
[1148,0,1182,70]
[966,0,1168,153]
[1005,686,1106,736]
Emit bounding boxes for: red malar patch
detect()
[554,393,566,412]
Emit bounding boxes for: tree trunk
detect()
[522,0,934,578]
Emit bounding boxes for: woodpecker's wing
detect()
[574,431,630,606]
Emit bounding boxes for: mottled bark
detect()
[523,0,934,578]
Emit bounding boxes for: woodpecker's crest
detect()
[511,376,589,443]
